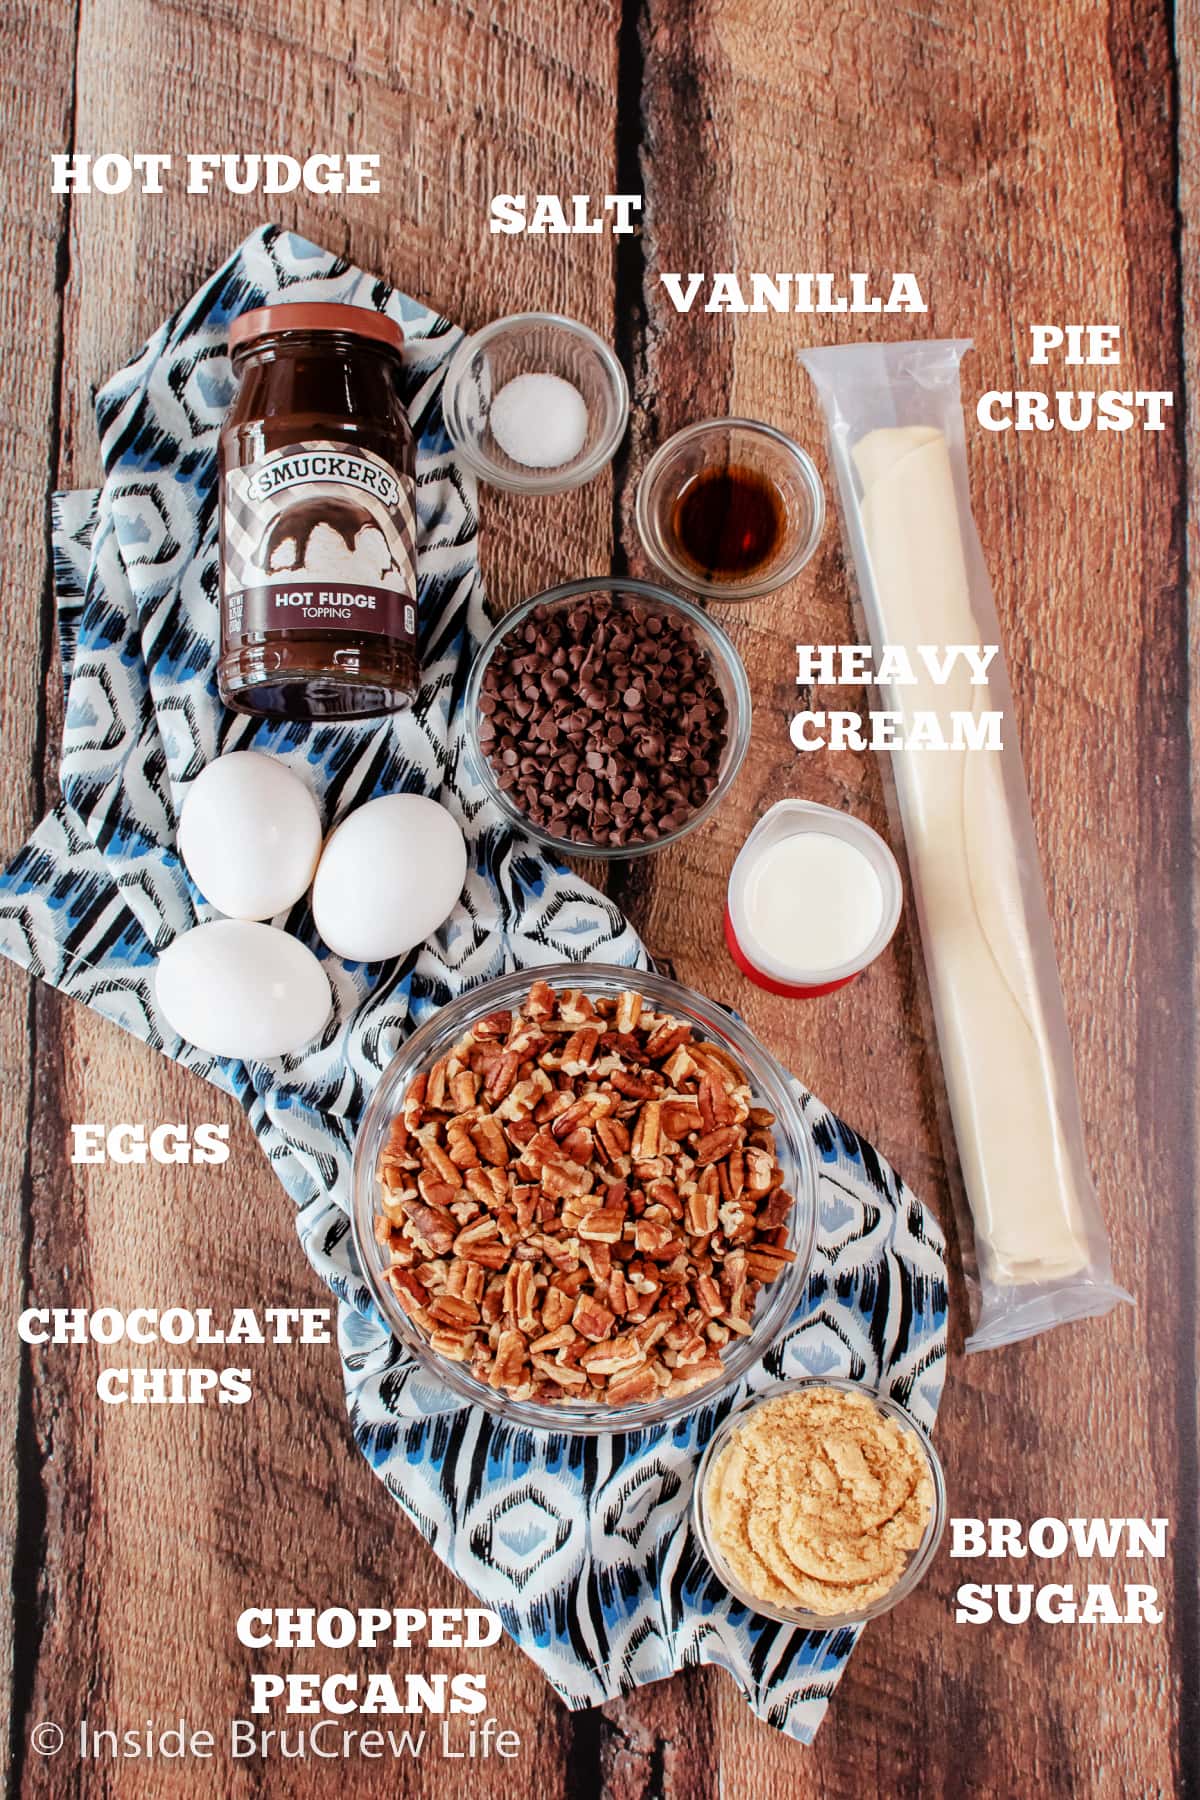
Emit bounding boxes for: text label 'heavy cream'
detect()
[791,643,1004,753]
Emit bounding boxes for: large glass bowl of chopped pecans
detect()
[463,580,752,857]
[351,966,818,1434]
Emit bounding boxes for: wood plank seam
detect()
[609,0,649,589]
[1166,0,1200,1791]
[7,3,83,1793]
[6,991,45,1800]
[589,1,725,1787]
[601,0,658,963]
[572,0,676,1787]
[1126,6,1200,1796]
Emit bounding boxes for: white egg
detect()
[154,920,332,1060]
[312,794,467,963]
[178,751,323,920]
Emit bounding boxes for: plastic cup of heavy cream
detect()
[725,799,903,998]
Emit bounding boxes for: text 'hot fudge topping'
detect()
[477,595,729,847]
[218,302,419,721]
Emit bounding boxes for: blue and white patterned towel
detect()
[0,226,947,1742]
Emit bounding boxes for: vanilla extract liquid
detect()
[670,463,786,581]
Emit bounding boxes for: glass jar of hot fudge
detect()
[218,302,419,719]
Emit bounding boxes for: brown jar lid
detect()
[229,302,405,354]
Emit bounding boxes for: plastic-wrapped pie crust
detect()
[801,340,1130,1349]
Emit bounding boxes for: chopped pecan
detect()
[721,1146,745,1199]
[475,1009,513,1039]
[387,1267,431,1318]
[744,1145,778,1195]
[579,1240,612,1284]
[756,1192,793,1230]
[661,1045,698,1086]
[633,1315,672,1352]
[446,1260,485,1306]
[610,1068,662,1100]
[540,1158,593,1201]
[614,990,642,1033]
[606,1363,659,1404]
[557,1126,594,1164]
[660,1097,703,1139]
[578,1206,626,1244]
[666,1356,726,1396]
[634,1217,676,1257]
[446,1118,481,1170]
[551,1092,612,1138]
[467,1116,503,1159]
[541,1286,575,1331]
[693,1126,740,1166]
[428,1293,479,1327]
[488,1328,528,1389]
[644,1019,692,1060]
[450,1067,479,1111]
[744,1246,797,1281]
[572,1294,616,1342]
[630,1100,663,1161]
[416,1172,458,1212]
[579,1331,645,1375]
[401,1199,456,1257]
[374,982,795,1409]
[402,1072,427,1133]
[484,1052,521,1103]
[685,1170,720,1237]
[594,1116,631,1164]
[561,1025,602,1073]
[426,1058,450,1111]
[530,1324,576,1353]
[531,1355,588,1388]
[525,982,555,1020]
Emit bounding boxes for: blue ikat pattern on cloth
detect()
[0,227,947,1742]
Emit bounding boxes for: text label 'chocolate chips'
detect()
[477,594,730,848]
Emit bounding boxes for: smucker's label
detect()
[222,440,418,642]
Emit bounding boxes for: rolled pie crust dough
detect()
[853,426,1090,1284]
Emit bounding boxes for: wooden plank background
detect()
[1,0,1195,1795]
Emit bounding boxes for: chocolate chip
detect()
[476,596,729,848]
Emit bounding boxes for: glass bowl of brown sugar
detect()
[463,578,752,858]
[635,418,825,601]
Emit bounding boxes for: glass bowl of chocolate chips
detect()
[463,579,752,856]
[351,967,818,1435]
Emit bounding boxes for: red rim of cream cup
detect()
[723,908,862,999]
[724,801,903,1000]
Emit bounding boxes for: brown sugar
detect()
[703,1385,934,1615]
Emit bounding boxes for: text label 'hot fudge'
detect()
[51,153,380,195]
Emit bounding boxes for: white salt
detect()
[489,373,588,468]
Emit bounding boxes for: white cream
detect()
[742,831,884,974]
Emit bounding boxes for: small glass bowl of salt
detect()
[441,311,629,494]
